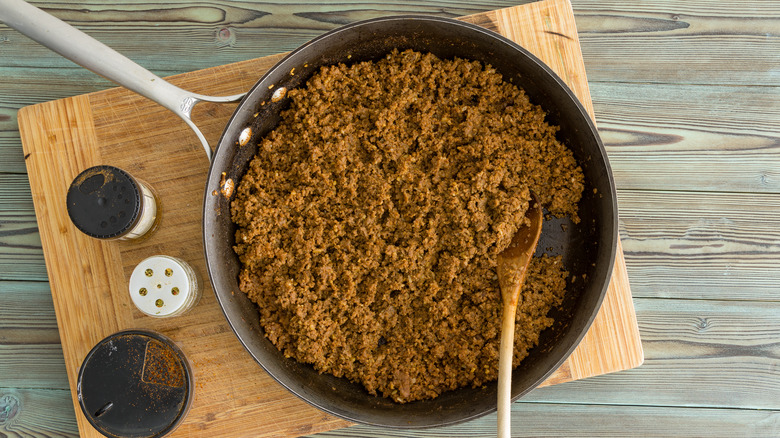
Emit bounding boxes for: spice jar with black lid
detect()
[77,329,194,438]
[66,165,160,241]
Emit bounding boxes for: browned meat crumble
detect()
[231,49,584,403]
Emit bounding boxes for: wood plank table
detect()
[1,0,779,437]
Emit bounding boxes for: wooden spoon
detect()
[496,192,543,438]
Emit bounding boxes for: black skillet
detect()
[204,16,617,427]
[2,1,617,428]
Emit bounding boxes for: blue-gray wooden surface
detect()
[1,0,779,437]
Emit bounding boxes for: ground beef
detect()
[231,49,584,403]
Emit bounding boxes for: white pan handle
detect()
[0,0,245,160]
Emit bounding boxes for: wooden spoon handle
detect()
[497,301,517,438]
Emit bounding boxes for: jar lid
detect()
[66,165,141,239]
[129,256,201,318]
[77,330,193,438]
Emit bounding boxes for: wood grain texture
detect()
[0,345,69,390]
[618,190,780,300]
[0,281,57,332]
[0,388,78,438]
[0,281,69,390]
[0,175,46,282]
[573,0,780,86]
[310,402,780,437]
[520,298,780,413]
[595,83,780,194]
[0,0,503,79]
[15,1,642,436]
[2,0,774,85]
[0,132,26,175]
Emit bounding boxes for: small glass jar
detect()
[66,165,160,241]
[129,255,201,318]
[77,329,194,437]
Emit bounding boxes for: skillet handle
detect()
[0,0,245,161]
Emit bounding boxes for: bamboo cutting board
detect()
[18,0,643,436]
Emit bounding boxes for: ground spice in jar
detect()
[143,339,186,388]
[77,330,193,437]
[231,49,584,403]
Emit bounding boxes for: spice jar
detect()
[77,329,193,438]
[129,255,201,318]
[66,165,160,241]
